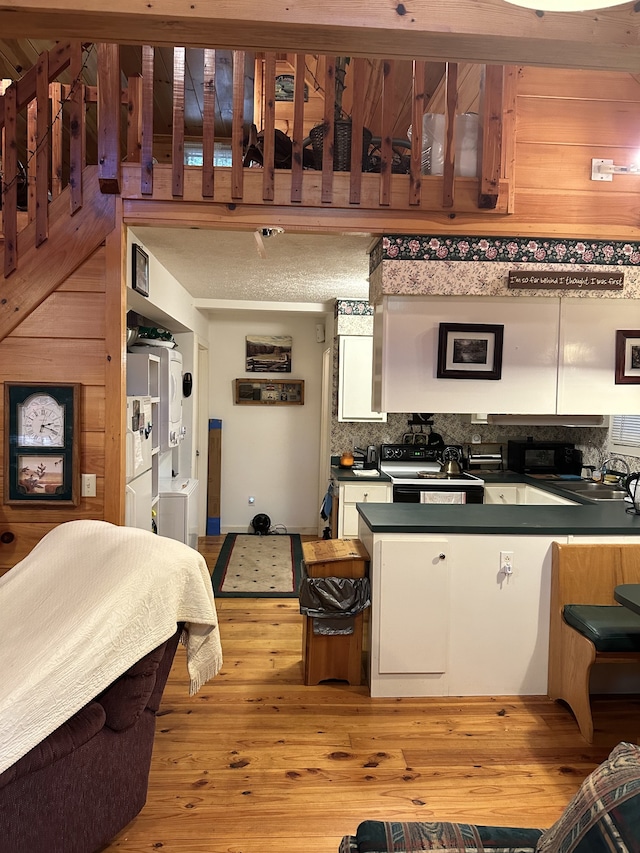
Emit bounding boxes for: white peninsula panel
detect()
[373,295,559,414]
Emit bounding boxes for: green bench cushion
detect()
[562,604,640,652]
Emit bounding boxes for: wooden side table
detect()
[301,538,370,686]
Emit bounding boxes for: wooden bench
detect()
[548,541,640,743]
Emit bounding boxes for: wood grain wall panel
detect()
[0,522,59,573]
[0,492,105,526]
[516,142,640,192]
[512,187,640,228]
[517,98,640,147]
[81,431,106,475]
[517,67,640,102]
[0,340,105,384]
[58,247,107,291]
[82,385,106,432]
[9,293,107,339]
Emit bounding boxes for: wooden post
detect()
[97,42,121,193]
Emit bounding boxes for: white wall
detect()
[209,311,325,534]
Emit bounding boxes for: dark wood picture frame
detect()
[615,329,640,384]
[4,383,81,505]
[132,243,150,297]
[437,323,504,381]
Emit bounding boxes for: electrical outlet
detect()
[500,550,514,574]
[248,496,255,505]
[81,473,97,497]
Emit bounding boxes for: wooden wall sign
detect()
[508,270,624,290]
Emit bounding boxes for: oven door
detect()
[393,484,484,504]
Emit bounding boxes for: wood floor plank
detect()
[101,535,640,852]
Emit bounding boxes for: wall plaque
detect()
[508,270,624,290]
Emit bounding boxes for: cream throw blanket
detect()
[0,519,223,775]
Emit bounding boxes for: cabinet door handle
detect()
[0,531,15,544]
[363,492,368,499]
[438,552,446,560]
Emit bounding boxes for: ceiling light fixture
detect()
[504,1,628,10]
[591,158,640,181]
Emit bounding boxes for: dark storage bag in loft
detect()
[299,576,371,636]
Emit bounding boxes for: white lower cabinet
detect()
[483,485,519,504]
[337,481,391,538]
[484,484,577,506]
[378,539,449,675]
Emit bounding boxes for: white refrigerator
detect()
[125,396,154,532]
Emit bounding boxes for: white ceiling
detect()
[133,227,374,307]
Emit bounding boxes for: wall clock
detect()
[4,383,81,505]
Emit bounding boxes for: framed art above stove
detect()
[437,322,504,381]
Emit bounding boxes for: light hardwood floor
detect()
[103,535,640,853]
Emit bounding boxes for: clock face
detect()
[17,394,65,447]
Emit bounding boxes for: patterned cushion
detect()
[343,820,543,852]
[536,741,640,852]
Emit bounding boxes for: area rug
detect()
[211,533,303,598]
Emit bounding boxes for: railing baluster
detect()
[410,60,425,206]
[320,56,335,204]
[2,82,17,277]
[290,53,305,203]
[349,57,366,205]
[261,52,276,202]
[442,61,458,209]
[379,60,395,206]
[35,51,49,247]
[202,49,216,198]
[231,50,245,200]
[27,99,37,222]
[172,47,185,198]
[141,45,155,196]
[50,82,63,199]
[69,41,85,213]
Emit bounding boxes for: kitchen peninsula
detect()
[355,488,640,699]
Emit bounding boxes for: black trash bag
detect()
[299,576,370,636]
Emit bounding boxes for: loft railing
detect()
[1,43,510,279]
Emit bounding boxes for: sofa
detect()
[339,740,640,853]
[0,628,181,853]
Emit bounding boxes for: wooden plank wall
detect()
[514,67,640,233]
[0,246,111,573]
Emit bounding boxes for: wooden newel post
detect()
[97,43,121,194]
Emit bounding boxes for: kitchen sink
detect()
[552,481,627,501]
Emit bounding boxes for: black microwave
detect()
[507,440,582,475]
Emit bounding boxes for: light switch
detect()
[81,473,97,497]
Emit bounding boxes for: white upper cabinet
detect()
[338,335,387,422]
[373,295,640,415]
[373,296,559,414]
[558,298,640,415]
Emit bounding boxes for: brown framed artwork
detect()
[4,383,81,505]
[132,243,149,297]
[615,330,640,384]
[437,323,504,380]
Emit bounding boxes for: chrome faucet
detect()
[601,457,630,485]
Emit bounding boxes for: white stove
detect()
[379,444,485,503]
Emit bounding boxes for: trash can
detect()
[299,538,370,685]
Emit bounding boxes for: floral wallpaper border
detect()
[369,235,640,273]
[335,299,374,316]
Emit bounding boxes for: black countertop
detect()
[348,467,640,535]
[356,501,640,535]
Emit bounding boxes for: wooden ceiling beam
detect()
[0,1,639,72]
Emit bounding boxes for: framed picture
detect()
[437,323,504,380]
[615,329,640,384]
[245,335,292,373]
[4,383,81,505]
[132,243,149,297]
